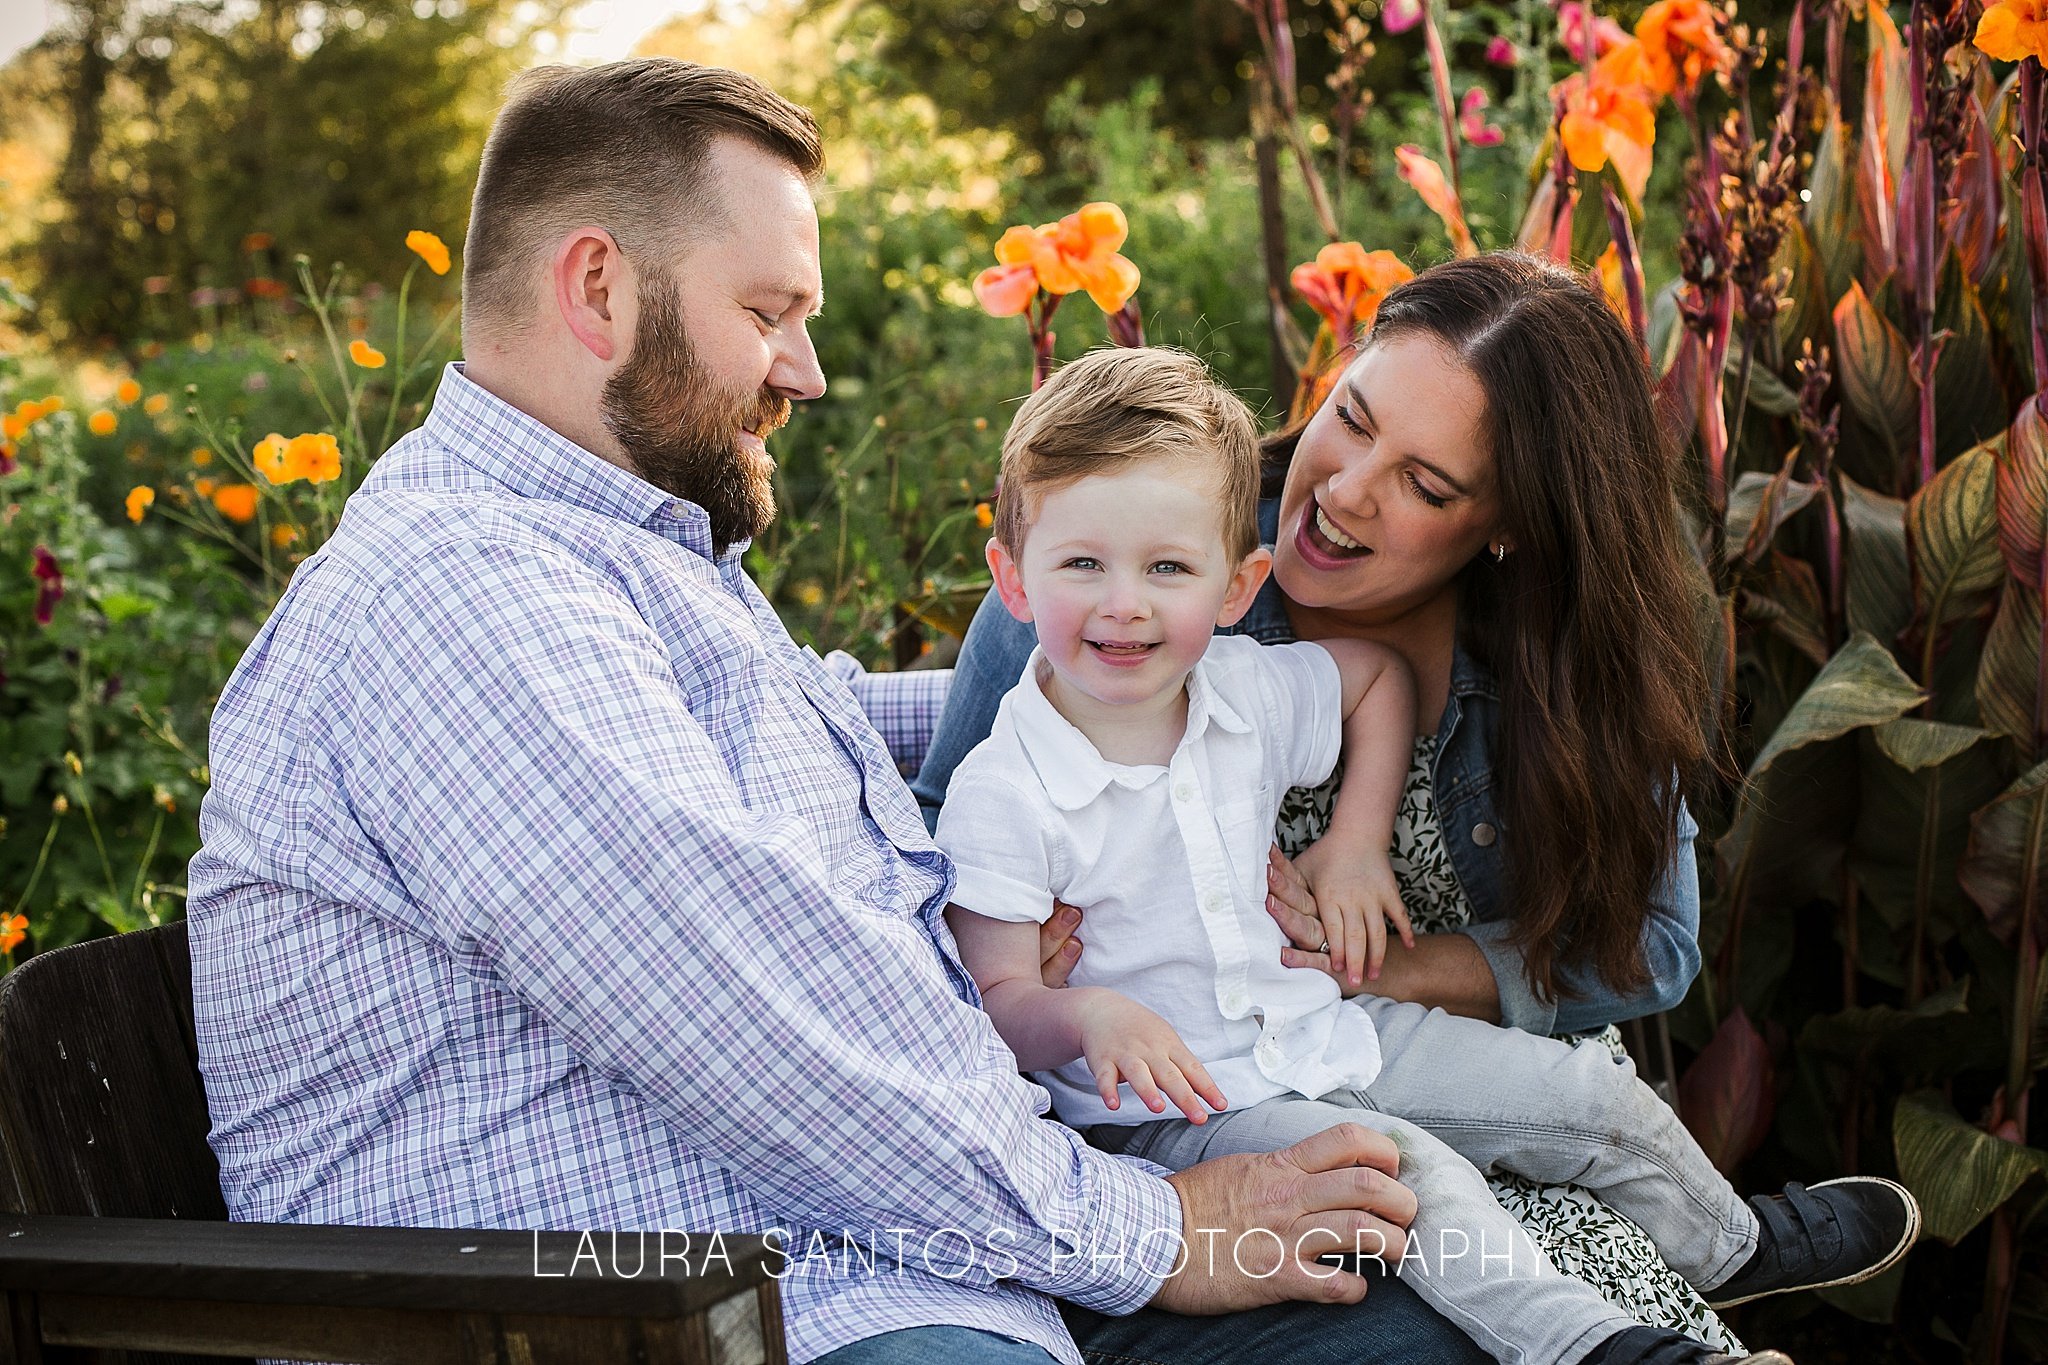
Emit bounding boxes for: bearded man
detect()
[187,59,1481,1365]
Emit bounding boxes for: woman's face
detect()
[1273,333,1504,624]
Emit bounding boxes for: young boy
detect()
[936,346,1918,1365]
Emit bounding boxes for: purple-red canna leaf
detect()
[1833,281,1918,456]
[1996,393,2048,589]
[1679,1008,1777,1174]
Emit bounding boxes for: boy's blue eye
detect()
[1150,561,1189,575]
[1063,557,1100,571]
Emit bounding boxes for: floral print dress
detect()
[1273,734,1741,1352]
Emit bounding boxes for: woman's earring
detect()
[1491,544,1506,564]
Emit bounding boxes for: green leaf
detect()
[1933,252,2010,458]
[1873,717,1989,770]
[1833,281,1917,457]
[97,592,158,625]
[1727,453,1820,567]
[1805,106,1861,303]
[1746,632,1927,779]
[1774,219,1832,360]
[1996,394,2048,589]
[1959,760,2048,944]
[1894,1089,2048,1244]
[1907,439,2005,629]
[1841,472,1911,645]
[1739,554,1830,667]
[1977,583,2041,749]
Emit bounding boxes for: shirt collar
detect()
[421,363,748,566]
[1008,646,1253,811]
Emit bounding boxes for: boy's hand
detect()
[1291,840,1415,989]
[1075,992,1227,1124]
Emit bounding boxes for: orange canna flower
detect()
[1976,0,2048,61]
[1393,147,1477,258]
[1290,243,1414,338]
[143,393,170,416]
[213,483,259,523]
[1557,55,1658,200]
[115,379,142,405]
[975,203,1141,316]
[407,230,452,276]
[1592,244,1630,321]
[1632,0,1732,97]
[349,339,387,369]
[125,485,156,523]
[87,409,118,436]
[0,913,27,954]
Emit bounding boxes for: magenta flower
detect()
[1382,0,1423,33]
[1558,1,1629,60]
[1460,88,1506,146]
[31,546,62,627]
[1485,35,1518,64]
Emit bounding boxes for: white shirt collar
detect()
[1007,645,1254,811]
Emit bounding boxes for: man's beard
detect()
[601,267,791,557]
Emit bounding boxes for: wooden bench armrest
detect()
[0,1215,776,1318]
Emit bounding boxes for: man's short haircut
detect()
[995,346,1262,560]
[462,59,823,340]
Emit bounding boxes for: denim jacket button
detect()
[1470,822,1497,847]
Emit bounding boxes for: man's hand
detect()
[1150,1124,1415,1313]
[1076,992,1227,1123]
[1290,842,1414,988]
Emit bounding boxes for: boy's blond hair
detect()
[994,347,1262,560]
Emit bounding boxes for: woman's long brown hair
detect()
[1263,253,1713,1003]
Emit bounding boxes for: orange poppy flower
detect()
[0,913,27,954]
[192,447,213,466]
[407,230,452,276]
[144,393,170,416]
[1557,56,1658,200]
[213,483,259,523]
[115,379,142,405]
[195,477,218,497]
[974,502,994,529]
[37,397,64,416]
[1976,0,2048,61]
[1,414,23,441]
[1290,243,1414,338]
[245,277,290,300]
[87,409,118,436]
[1633,0,1732,97]
[242,232,275,253]
[271,525,300,548]
[1393,147,1477,258]
[126,485,156,523]
[349,339,387,369]
[974,203,1141,316]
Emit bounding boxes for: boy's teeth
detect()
[1315,505,1364,551]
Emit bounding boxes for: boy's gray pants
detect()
[1089,996,1759,1365]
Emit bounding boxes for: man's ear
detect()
[1216,547,1274,628]
[553,227,627,363]
[986,537,1034,624]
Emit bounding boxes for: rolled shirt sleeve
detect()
[342,539,1181,1313]
[1457,799,1703,1036]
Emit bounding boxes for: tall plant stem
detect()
[2020,65,2048,386]
[1253,71,1297,404]
[1420,0,1463,203]
[1905,0,1941,490]
[1907,764,1942,1005]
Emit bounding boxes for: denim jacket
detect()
[910,498,1702,1037]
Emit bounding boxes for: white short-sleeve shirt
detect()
[936,633,1383,1128]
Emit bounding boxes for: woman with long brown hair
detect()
[914,252,1737,1343]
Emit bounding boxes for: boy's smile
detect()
[988,464,1271,749]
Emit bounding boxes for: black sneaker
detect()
[1706,1176,1921,1308]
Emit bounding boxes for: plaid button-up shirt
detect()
[188,364,1180,1364]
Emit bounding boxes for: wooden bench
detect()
[0,921,787,1364]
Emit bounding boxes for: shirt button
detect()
[1471,822,1498,847]
[1174,781,1196,802]
[1222,989,1248,1012]
[1203,893,1227,915]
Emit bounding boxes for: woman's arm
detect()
[910,587,1037,831]
[1265,798,1703,1033]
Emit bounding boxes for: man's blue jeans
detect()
[812,1272,1490,1363]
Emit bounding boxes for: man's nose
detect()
[770,322,827,402]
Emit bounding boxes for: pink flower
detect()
[1382,0,1423,34]
[31,546,62,627]
[1459,88,1506,147]
[1485,35,1518,64]
[1558,1,1629,60]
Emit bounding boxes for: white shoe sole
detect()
[1706,1175,1922,1309]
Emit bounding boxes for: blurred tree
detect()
[20,0,566,346]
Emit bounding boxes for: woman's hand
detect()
[1291,841,1415,989]
[1038,900,1084,987]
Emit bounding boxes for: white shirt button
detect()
[1222,989,1248,1013]
[1174,781,1196,802]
